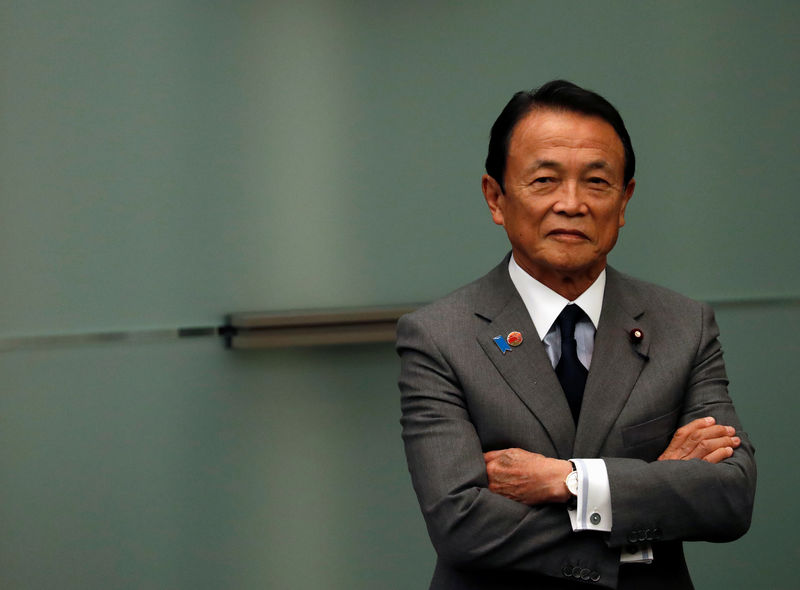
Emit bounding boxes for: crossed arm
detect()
[398,298,755,578]
[484,417,742,505]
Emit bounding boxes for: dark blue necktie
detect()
[555,305,588,423]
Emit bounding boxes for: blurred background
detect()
[1,1,797,588]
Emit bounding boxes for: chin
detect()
[548,258,603,277]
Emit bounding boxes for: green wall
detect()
[1,1,797,588]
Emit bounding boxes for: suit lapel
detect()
[573,268,651,457]
[474,257,576,458]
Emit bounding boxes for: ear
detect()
[618,178,635,227]
[482,174,505,226]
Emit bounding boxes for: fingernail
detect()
[705,417,715,425]
[732,437,741,445]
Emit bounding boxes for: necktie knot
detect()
[556,303,586,336]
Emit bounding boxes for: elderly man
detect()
[397,80,755,589]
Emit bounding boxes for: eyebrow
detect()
[584,160,612,172]
[526,159,614,173]
[529,159,562,171]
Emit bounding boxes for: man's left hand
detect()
[484,449,573,505]
[657,417,741,463]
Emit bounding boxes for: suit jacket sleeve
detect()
[397,311,621,583]
[603,300,757,547]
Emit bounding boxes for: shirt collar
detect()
[508,254,606,341]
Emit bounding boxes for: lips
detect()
[548,229,589,239]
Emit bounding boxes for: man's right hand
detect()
[658,417,741,464]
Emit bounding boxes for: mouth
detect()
[548,229,589,241]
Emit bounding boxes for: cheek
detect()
[595,216,623,246]
[601,207,626,232]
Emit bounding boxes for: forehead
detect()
[507,108,625,167]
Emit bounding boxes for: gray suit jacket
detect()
[397,257,756,589]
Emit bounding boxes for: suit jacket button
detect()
[572,566,583,578]
[638,530,648,542]
[562,565,573,577]
[591,571,601,582]
[580,568,591,580]
[627,531,639,543]
[590,512,601,525]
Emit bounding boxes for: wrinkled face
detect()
[483,108,634,289]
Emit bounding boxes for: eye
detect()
[532,176,554,184]
[588,177,609,185]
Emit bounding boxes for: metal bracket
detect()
[222,305,419,349]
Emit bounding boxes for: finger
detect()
[701,446,734,464]
[677,426,736,457]
[690,425,735,441]
[672,417,716,445]
[678,425,733,452]
[483,448,519,463]
[659,417,716,459]
[681,435,739,460]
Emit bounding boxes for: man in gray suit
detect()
[397,80,756,589]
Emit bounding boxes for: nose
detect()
[552,182,587,215]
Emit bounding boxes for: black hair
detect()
[485,80,635,191]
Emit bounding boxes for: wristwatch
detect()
[565,461,579,497]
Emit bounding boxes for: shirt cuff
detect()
[566,458,612,532]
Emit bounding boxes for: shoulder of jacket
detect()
[609,267,707,314]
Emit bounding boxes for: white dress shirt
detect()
[508,255,652,564]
